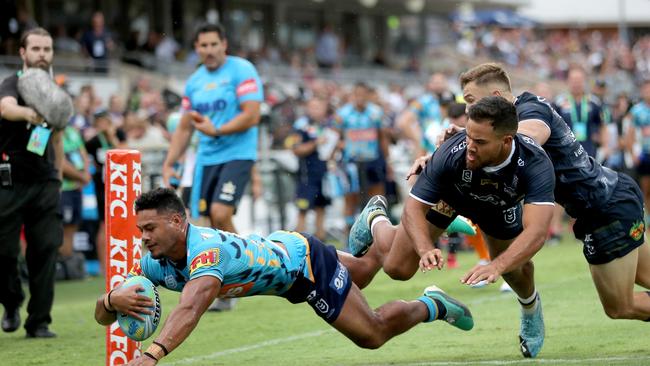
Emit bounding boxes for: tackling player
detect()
[343,96,556,358]
[458,63,650,328]
[387,63,650,355]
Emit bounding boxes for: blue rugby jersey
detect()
[128,225,313,298]
[335,103,384,162]
[630,101,650,154]
[183,56,263,166]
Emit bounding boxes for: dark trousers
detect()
[0,180,62,332]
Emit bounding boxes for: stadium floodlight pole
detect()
[104,150,143,365]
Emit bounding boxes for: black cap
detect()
[594,79,607,88]
[93,108,109,119]
[439,91,455,106]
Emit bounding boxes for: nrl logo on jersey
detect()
[503,207,518,224]
[462,170,472,183]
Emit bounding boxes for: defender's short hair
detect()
[135,188,186,219]
[20,27,52,49]
[460,63,512,91]
[193,22,226,43]
[467,96,518,136]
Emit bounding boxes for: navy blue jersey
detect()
[411,132,555,225]
[515,92,618,217]
[292,116,329,184]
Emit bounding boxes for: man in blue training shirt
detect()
[94,188,473,365]
[162,22,263,311]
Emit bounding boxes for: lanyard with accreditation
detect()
[568,95,590,142]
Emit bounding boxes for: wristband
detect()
[103,291,116,313]
[152,341,169,356]
[146,343,167,361]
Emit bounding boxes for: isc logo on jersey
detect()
[190,248,220,275]
[451,141,467,154]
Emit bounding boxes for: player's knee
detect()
[383,264,415,281]
[602,303,635,319]
[352,333,384,349]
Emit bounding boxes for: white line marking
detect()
[161,329,334,365]
[163,273,593,365]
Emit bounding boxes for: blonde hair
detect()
[460,63,512,91]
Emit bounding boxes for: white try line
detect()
[161,329,334,365]
[162,273,593,365]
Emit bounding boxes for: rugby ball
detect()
[116,276,161,341]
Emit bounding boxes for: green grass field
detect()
[2,239,649,366]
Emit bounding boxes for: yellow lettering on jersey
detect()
[245,249,254,266]
[268,259,280,267]
[189,248,220,275]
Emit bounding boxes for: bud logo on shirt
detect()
[236,79,259,97]
[190,248,220,274]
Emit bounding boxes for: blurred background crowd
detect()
[1,0,649,279]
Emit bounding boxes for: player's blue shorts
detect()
[344,158,386,193]
[573,173,645,265]
[296,180,330,210]
[199,160,254,215]
[60,190,82,226]
[281,232,352,323]
[426,202,523,240]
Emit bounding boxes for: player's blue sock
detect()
[417,296,447,323]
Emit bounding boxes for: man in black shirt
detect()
[0,27,63,338]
